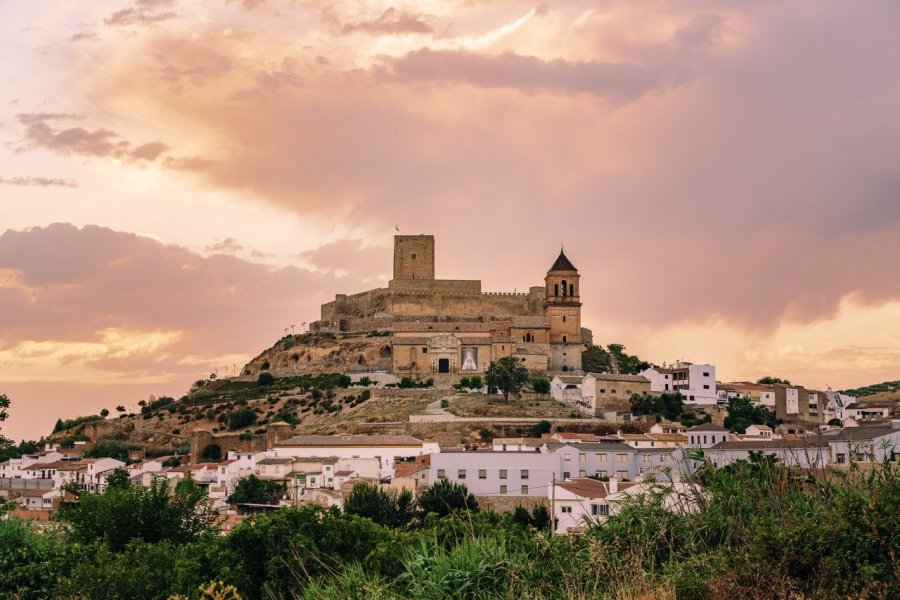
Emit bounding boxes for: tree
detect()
[828,418,843,427]
[84,441,130,462]
[485,356,529,403]
[116,405,126,413]
[0,394,10,458]
[337,374,352,388]
[532,420,552,437]
[582,345,611,373]
[724,396,777,433]
[100,408,110,418]
[0,393,9,426]
[630,392,684,422]
[227,407,257,430]
[343,482,415,528]
[468,375,483,389]
[418,479,478,517]
[105,467,131,490]
[757,376,791,385]
[357,376,373,387]
[162,457,181,468]
[531,378,550,394]
[58,478,216,551]
[228,475,285,505]
[257,372,275,386]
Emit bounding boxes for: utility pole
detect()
[549,473,556,537]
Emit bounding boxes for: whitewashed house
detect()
[642,362,717,405]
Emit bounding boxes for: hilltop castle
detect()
[311,235,591,375]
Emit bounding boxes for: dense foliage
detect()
[2,448,898,599]
[630,391,684,422]
[228,475,286,505]
[723,396,778,433]
[840,379,900,398]
[582,344,649,375]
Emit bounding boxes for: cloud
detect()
[13,113,198,167]
[205,237,244,254]
[0,223,355,419]
[69,31,100,42]
[0,176,78,188]
[228,0,265,10]
[385,48,663,102]
[104,0,178,27]
[339,7,434,36]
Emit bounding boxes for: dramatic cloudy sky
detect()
[2,0,899,440]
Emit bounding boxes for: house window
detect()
[616,470,628,479]
[596,453,607,462]
[598,470,608,477]
[611,389,616,394]
[703,435,707,445]
[500,485,508,494]
[437,469,446,479]
[563,471,570,479]
[458,469,466,479]
[642,454,651,463]
[561,506,572,514]
[499,469,507,479]
[520,485,529,495]
[422,347,428,353]
[478,469,487,479]
[520,469,529,479]
[703,372,710,377]
[591,504,609,516]
[703,384,710,389]
[563,453,572,461]
[616,454,627,463]
[579,470,586,478]
[836,453,846,464]
[579,453,586,462]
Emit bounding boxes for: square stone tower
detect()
[393,235,435,280]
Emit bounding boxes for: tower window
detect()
[554,284,559,296]
[411,253,416,259]
[562,315,566,323]
[561,280,567,296]
[570,284,574,296]
[563,335,567,343]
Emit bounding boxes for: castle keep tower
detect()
[544,249,583,371]
[393,235,435,281]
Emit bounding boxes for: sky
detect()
[1,0,899,441]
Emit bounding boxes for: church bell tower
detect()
[544,248,582,371]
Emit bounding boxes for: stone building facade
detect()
[312,235,591,375]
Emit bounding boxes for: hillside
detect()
[240,331,393,378]
[840,380,900,400]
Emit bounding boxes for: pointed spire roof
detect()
[549,249,577,272]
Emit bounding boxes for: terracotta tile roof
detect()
[687,423,729,432]
[586,373,650,383]
[334,470,355,477]
[556,478,638,499]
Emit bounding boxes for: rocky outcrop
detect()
[241,333,393,378]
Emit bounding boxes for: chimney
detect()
[608,476,618,494]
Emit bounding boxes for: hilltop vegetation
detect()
[582,343,650,375]
[840,380,900,399]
